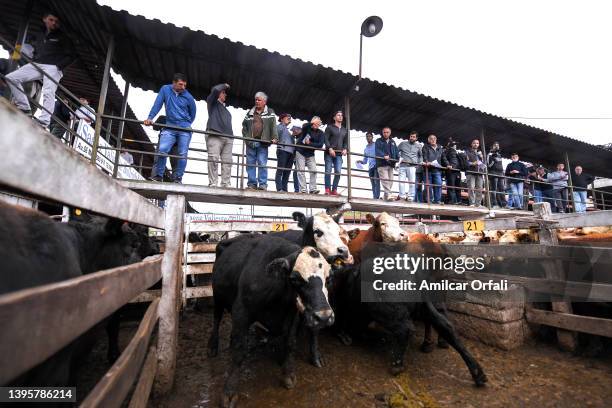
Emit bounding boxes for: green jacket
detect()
[242,105,276,147]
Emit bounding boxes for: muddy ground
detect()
[78,304,612,408]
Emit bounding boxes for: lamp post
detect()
[346,16,383,200]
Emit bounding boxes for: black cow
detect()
[0,201,151,386]
[209,235,333,408]
[336,241,488,387]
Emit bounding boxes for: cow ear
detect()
[292,212,307,228]
[266,258,291,279]
[104,218,125,236]
[347,229,361,240]
[365,213,376,225]
[330,213,342,223]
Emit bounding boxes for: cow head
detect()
[267,246,334,329]
[292,211,353,266]
[365,212,407,242]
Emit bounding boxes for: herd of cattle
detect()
[2,199,610,406]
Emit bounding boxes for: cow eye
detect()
[313,229,323,238]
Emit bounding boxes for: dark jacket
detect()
[323,124,348,152]
[375,137,399,168]
[32,28,76,70]
[465,149,484,173]
[572,172,594,189]
[487,151,504,174]
[242,105,276,147]
[422,144,448,172]
[296,123,324,158]
[505,161,528,181]
[206,83,233,136]
[444,146,460,169]
[531,171,553,192]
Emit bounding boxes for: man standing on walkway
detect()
[323,111,348,195]
[275,113,295,192]
[465,139,485,207]
[487,141,507,208]
[242,92,277,190]
[144,73,197,183]
[571,165,593,213]
[206,83,233,188]
[357,132,380,199]
[547,163,569,213]
[504,153,528,209]
[375,127,399,201]
[397,131,422,201]
[422,134,449,204]
[6,11,76,129]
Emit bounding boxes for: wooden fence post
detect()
[155,194,185,394]
[533,202,577,351]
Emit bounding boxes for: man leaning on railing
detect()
[572,165,594,213]
[242,91,277,190]
[144,73,196,184]
[5,11,76,129]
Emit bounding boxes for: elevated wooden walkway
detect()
[118,180,532,219]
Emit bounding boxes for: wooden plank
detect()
[130,290,161,303]
[185,286,213,299]
[0,101,164,229]
[156,195,185,394]
[186,264,214,275]
[187,242,217,253]
[188,221,298,233]
[424,217,556,234]
[552,210,612,228]
[187,253,216,263]
[119,179,345,208]
[0,255,162,385]
[127,345,158,408]
[526,308,612,338]
[533,202,577,351]
[82,299,159,408]
[441,244,551,258]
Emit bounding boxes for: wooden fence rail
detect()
[0,255,162,384]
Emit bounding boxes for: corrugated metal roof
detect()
[0,0,155,168]
[4,0,612,177]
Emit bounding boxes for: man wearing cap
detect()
[275,113,295,192]
[291,125,302,193]
[206,83,233,187]
[242,91,277,190]
[323,111,348,195]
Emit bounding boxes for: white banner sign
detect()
[73,120,144,180]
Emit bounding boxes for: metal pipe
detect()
[565,152,575,212]
[112,81,130,178]
[345,96,353,200]
[480,128,491,208]
[7,0,33,74]
[358,34,363,80]
[91,36,115,165]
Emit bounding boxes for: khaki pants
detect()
[377,166,394,197]
[295,151,317,192]
[206,135,233,187]
[466,174,484,205]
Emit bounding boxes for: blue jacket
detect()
[375,137,399,168]
[277,123,295,154]
[147,84,197,129]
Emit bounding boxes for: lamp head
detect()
[361,16,383,37]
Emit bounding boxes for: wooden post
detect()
[480,128,491,208]
[345,96,353,200]
[92,36,115,165]
[155,194,185,394]
[533,202,577,351]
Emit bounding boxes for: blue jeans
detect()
[324,153,342,191]
[427,171,442,204]
[154,129,192,181]
[368,167,380,199]
[275,150,294,192]
[246,143,269,187]
[534,189,543,203]
[573,190,587,213]
[509,182,524,209]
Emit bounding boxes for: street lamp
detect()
[358,16,383,85]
